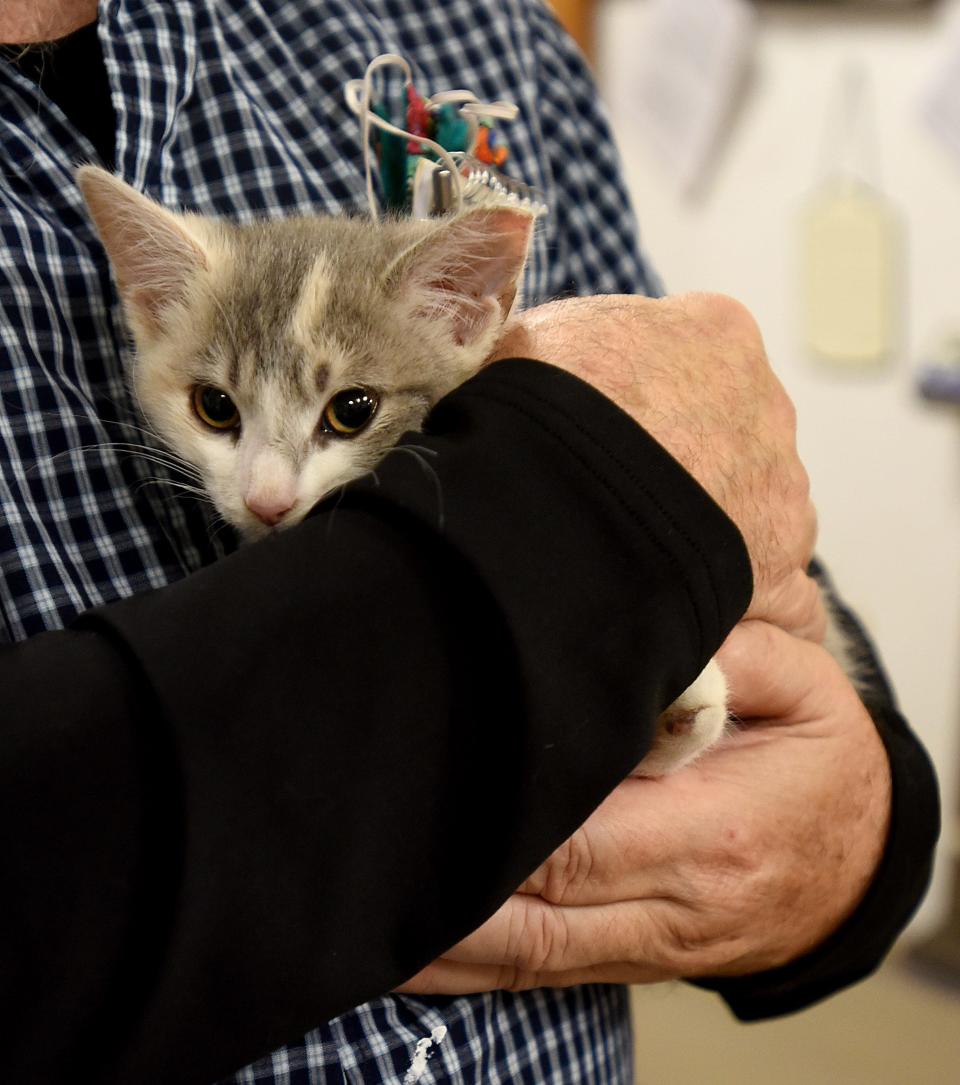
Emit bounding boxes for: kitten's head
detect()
[78,167,534,540]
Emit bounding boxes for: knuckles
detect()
[673,292,765,354]
[506,898,571,974]
[656,840,776,976]
[536,828,597,905]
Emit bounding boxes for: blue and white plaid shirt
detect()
[1,1,657,1080]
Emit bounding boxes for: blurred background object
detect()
[551,0,597,59]
[801,64,904,367]
[624,0,757,195]
[917,332,960,404]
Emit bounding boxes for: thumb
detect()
[717,620,846,722]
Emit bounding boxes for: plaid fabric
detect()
[1,0,657,1079]
[234,988,633,1085]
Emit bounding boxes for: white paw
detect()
[632,659,729,777]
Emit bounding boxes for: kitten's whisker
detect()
[360,468,381,490]
[34,441,203,483]
[142,490,210,505]
[109,446,198,474]
[91,439,195,463]
[208,515,236,546]
[115,449,203,479]
[324,483,349,540]
[0,394,171,448]
[385,445,445,531]
[37,439,191,465]
[135,477,210,500]
[81,413,165,443]
[398,443,439,458]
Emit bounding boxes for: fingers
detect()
[401,885,756,993]
[397,957,516,996]
[513,777,705,906]
[397,957,660,996]
[436,894,684,977]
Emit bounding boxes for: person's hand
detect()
[397,621,891,993]
[490,294,824,641]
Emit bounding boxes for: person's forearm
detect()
[2,359,751,1084]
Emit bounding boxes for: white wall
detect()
[598,0,960,934]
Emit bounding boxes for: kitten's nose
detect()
[245,495,296,527]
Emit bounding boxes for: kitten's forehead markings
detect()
[289,253,334,347]
[225,348,242,392]
[288,255,340,400]
[219,226,317,380]
[226,347,257,394]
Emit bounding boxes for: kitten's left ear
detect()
[77,166,211,344]
[385,207,535,348]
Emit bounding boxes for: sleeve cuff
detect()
[428,357,753,668]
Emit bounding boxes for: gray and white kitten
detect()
[78,165,727,776]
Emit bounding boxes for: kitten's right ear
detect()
[383,206,535,350]
[77,166,210,342]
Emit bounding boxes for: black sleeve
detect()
[1,359,751,1085]
[696,563,940,1019]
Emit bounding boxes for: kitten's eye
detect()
[322,388,379,436]
[193,385,240,431]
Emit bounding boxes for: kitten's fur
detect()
[78,165,727,776]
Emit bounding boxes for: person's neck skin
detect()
[0,0,98,44]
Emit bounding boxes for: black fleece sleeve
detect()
[1,360,751,1085]
[697,564,940,1019]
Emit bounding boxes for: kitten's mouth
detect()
[237,503,310,541]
